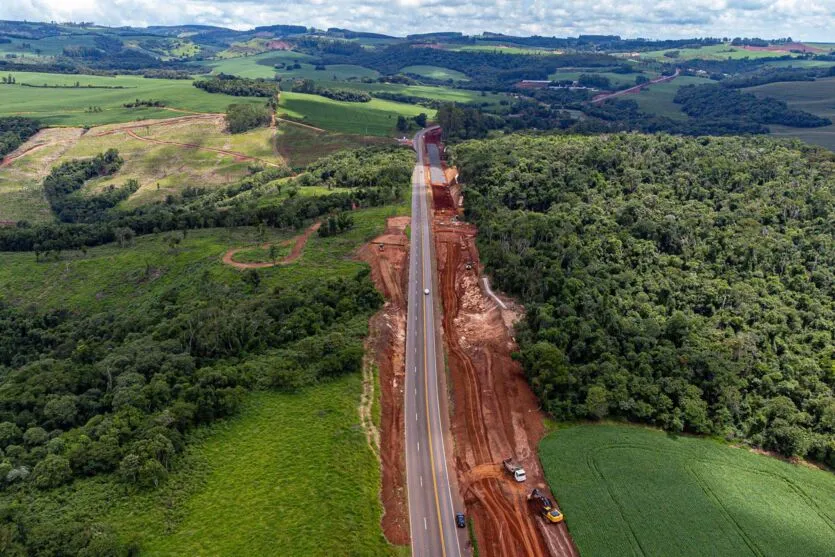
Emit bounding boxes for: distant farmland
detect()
[540,425,835,557]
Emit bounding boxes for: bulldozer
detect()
[528,488,564,523]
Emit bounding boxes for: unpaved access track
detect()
[222,222,320,269]
[358,216,412,546]
[591,68,681,104]
[429,151,579,556]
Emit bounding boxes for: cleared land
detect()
[541,425,835,557]
[548,69,655,87]
[400,65,470,81]
[278,91,430,136]
[0,72,267,126]
[0,116,282,219]
[747,77,835,150]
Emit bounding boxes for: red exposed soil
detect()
[742,42,823,53]
[431,156,578,556]
[266,40,292,50]
[221,221,321,269]
[358,216,412,546]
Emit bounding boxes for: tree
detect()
[32,454,72,489]
[414,113,428,127]
[585,386,610,419]
[396,115,409,132]
[244,268,261,290]
[268,244,279,265]
[225,103,272,134]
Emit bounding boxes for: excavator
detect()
[528,488,564,523]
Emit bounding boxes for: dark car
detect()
[455,512,466,528]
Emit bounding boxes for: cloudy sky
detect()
[2,0,835,41]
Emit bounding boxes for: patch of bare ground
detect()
[433,169,579,557]
[357,216,411,546]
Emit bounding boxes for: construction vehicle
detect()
[528,489,564,523]
[502,458,527,482]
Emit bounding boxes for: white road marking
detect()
[417,441,420,452]
[420,475,424,487]
[424,517,428,530]
[416,413,418,422]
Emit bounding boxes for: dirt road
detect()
[221,222,321,269]
[429,146,579,556]
[358,216,412,546]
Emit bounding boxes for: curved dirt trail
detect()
[222,222,321,269]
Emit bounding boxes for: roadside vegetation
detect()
[541,425,835,557]
[453,133,835,465]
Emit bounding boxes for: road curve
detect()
[405,128,465,557]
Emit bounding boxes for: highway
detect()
[405,128,464,557]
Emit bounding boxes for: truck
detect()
[528,488,564,523]
[502,458,527,482]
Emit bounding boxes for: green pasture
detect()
[400,65,470,81]
[748,77,835,150]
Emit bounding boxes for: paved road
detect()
[405,128,464,557]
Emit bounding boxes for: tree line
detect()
[451,133,835,465]
[0,116,40,159]
[194,73,280,97]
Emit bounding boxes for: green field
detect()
[278,91,431,135]
[637,43,804,61]
[633,76,717,119]
[0,72,267,126]
[106,377,397,556]
[547,69,654,87]
[400,65,470,81]
[541,425,835,557]
[747,77,835,150]
[202,51,313,78]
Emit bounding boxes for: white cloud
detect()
[1,0,833,40]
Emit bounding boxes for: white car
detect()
[424,288,430,295]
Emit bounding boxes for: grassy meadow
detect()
[541,425,835,557]
[636,43,805,61]
[107,377,398,556]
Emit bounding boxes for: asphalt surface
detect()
[405,129,464,557]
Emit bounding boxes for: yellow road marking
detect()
[420,168,447,557]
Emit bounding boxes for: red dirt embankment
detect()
[431,163,578,556]
[222,221,320,269]
[358,216,411,546]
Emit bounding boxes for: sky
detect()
[2,0,835,41]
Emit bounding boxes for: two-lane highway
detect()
[405,129,463,557]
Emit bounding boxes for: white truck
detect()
[502,458,527,482]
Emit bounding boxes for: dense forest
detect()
[452,133,835,465]
[0,117,40,158]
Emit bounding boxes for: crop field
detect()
[0,71,268,126]
[632,75,716,119]
[278,91,431,135]
[274,123,389,168]
[106,377,399,556]
[540,425,835,557]
[747,77,835,150]
[452,44,559,55]
[400,65,470,81]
